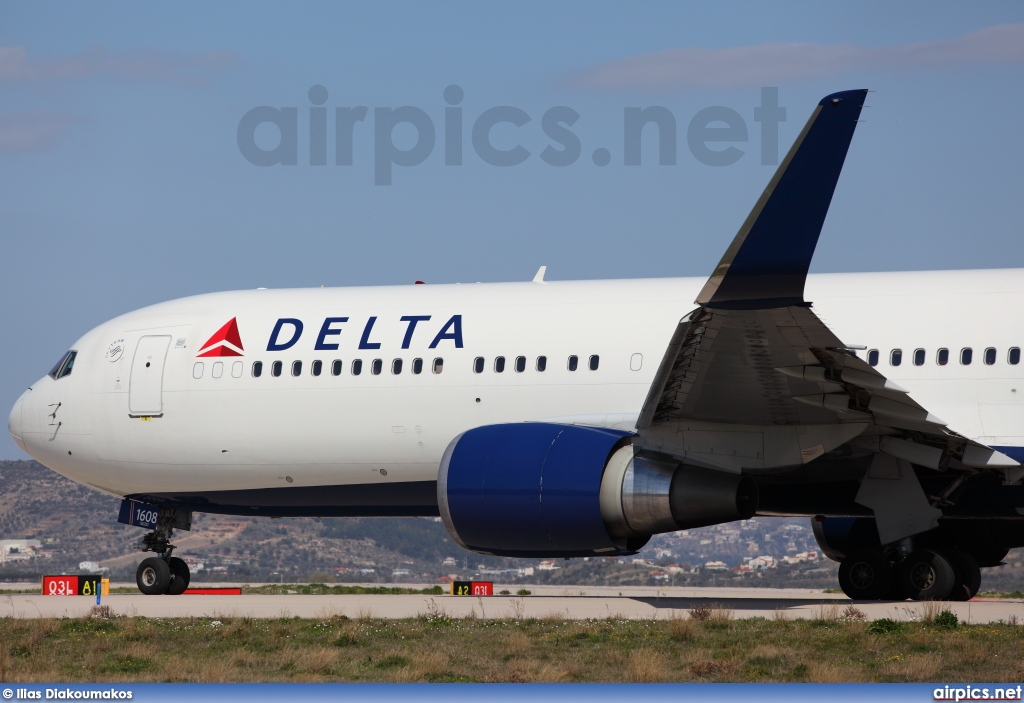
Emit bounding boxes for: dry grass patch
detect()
[502,630,532,658]
[625,649,668,682]
[667,614,697,641]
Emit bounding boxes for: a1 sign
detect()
[42,575,101,596]
[450,581,494,596]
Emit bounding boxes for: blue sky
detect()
[3,2,1024,458]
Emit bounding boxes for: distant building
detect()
[782,550,820,565]
[442,556,457,567]
[537,560,561,571]
[0,539,42,563]
[704,560,727,571]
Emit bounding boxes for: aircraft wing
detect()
[634,90,1020,543]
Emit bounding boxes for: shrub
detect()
[516,589,532,596]
[868,618,906,635]
[933,610,959,630]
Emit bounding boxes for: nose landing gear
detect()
[128,503,193,595]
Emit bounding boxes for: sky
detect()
[3,2,1024,458]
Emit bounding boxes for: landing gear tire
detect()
[838,549,892,600]
[137,556,171,595]
[166,557,191,596]
[896,549,954,601]
[945,549,981,601]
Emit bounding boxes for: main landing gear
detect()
[133,505,191,596]
[837,546,981,601]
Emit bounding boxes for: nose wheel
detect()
[136,555,190,595]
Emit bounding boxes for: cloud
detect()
[570,24,1024,92]
[0,45,235,86]
[0,112,75,154]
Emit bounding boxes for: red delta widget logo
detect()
[197,318,244,357]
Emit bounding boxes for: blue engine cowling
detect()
[438,422,648,557]
[811,516,881,562]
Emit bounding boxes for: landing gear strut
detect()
[133,505,191,595]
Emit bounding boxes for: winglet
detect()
[696,89,868,309]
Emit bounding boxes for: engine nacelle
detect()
[438,422,758,557]
[811,517,881,562]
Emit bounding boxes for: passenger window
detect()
[371,359,383,375]
[212,361,224,379]
[494,356,505,373]
[890,349,902,367]
[332,360,342,376]
[392,358,403,375]
[272,361,283,377]
[1010,348,1021,365]
[536,356,547,372]
[252,361,263,378]
[937,348,949,366]
[913,349,925,366]
[351,359,363,376]
[193,362,204,379]
[473,357,484,374]
[867,350,879,367]
[515,356,526,373]
[231,361,243,378]
[292,360,302,377]
[630,353,643,371]
[413,358,423,374]
[985,347,997,365]
[568,355,579,371]
[589,355,600,371]
[311,360,322,377]
[433,358,444,374]
[961,348,973,365]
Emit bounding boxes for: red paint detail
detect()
[197,318,244,357]
[42,575,78,595]
[184,587,242,595]
[415,281,425,285]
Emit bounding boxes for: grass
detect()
[3,612,1024,682]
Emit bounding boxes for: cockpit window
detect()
[49,351,77,380]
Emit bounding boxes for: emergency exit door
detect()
[129,335,171,416]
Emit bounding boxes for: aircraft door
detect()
[129,335,171,417]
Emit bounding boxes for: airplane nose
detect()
[9,390,26,453]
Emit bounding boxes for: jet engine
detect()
[437,422,758,557]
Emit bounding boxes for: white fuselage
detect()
[9,269,1024,508]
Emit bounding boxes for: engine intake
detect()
[438,422,759,557]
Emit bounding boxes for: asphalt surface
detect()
[2,585,1023,622]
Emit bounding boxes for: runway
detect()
[3,585,1024,623]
